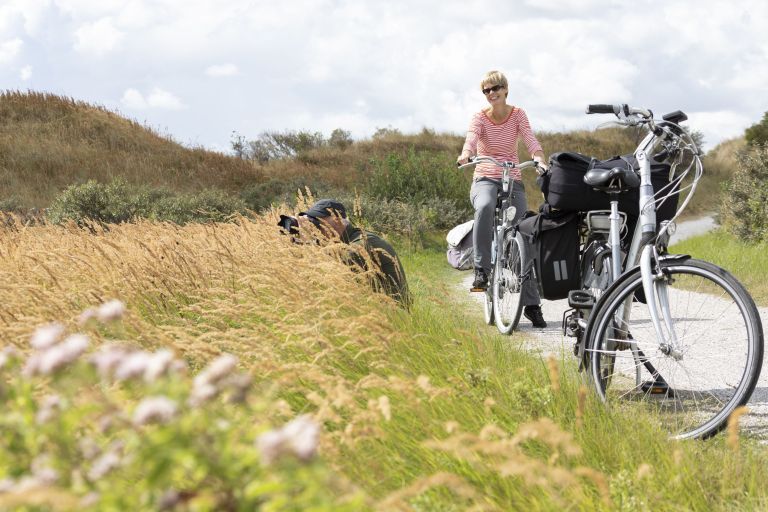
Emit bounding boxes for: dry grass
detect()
[0,91,260,207]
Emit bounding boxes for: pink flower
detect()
[143,349,176,383]
[89,344,129,378]
[35,394,63,425]
[30,323,65,350]
[96,299,126,322]
[195,353,238,387]
[257,415,320,464]
[132,396,178,426]
[114,351,152,381]
[25,334,90,376]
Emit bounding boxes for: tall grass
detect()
[1,214,766,510]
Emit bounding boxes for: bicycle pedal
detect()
[640,380,675,398]
[568,290,595,309]
[470,287,487,293]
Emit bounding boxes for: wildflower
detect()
[89,344,129,378]
[25,334,90,376]
[144,349,176,383]
[39,334,89,374]
[88,450,122,480]
[78,307,97,326]
[96,299,126,322]
[188,382,218,407]
[194,353,238,387]
[132,396,178,426]
[114,351,152,381]
[30,323,65,350]
[30,455,59,485]
[35,394,63,425]
[257,414,320,464]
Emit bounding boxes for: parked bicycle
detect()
[559,104,764,439]
[458,156,544,334]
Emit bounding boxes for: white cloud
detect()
[205,63,239,77]
[687,111,755,151]
[0,38,23,63]
[20,65,32,80]
[74,17,123,56]
[121,87,186,110]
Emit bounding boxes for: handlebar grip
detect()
[585,104,617,114]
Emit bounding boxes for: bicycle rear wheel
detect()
[493,230,525,334]
[586,257,763,439]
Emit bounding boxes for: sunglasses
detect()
[482,84,504,95]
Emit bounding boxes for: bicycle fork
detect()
[640,245,683,360]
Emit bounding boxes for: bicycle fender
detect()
[577,253,690,367]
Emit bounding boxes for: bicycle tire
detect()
[483,285,494,325]
[585,257,763,439]
[493,230,525,334]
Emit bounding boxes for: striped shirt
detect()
[461,107,543,181]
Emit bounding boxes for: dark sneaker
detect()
[524,305,547,328]
[470,269,488,292]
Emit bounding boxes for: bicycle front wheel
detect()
[586,257,763,439]
[493,230,525,334]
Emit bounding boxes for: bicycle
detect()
[564,103,763,439]
[458,156,543,334]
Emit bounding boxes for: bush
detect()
[48,179,247,225]
[350,195,470,247]
[48,178,150,224]
[151,189,246,224]
[364,146,470,207]
[745,112,768,146]
[720,145,768,242]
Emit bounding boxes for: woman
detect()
[456,70,548,328]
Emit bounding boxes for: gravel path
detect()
[456,215,768,438]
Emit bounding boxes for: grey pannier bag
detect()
[446,220,474,270]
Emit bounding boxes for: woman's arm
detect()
[457,114,482,165]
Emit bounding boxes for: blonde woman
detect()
[457,70,548,328]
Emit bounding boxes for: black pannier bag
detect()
[518,209,581,301]
[537,152,679,232]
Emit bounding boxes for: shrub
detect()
[745,112,768,146]
[364,146,470,207]
[720,145,768,242]
[151,189,246,224]
[48,179,247,225]
[48,178,150,224]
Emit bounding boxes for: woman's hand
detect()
[457,151,473,166]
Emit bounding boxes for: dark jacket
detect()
[341,223,410,307]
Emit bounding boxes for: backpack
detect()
[446,220,474,270]
[518,208,580,300]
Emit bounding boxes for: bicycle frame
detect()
[587,105,703,381]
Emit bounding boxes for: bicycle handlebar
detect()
[586,104,619,115]
[457,156,542,173]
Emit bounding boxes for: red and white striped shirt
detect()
[462,107,543,181]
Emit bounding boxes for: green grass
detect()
[671,228,768,306]
[325,243,768,511]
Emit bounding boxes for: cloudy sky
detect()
[1,0,766,153]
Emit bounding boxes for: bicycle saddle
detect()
[584,166,640,193]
